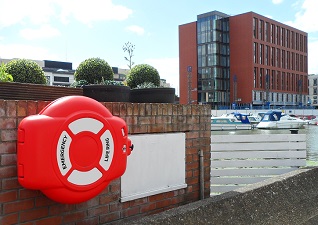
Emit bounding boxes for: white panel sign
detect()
[121,133,187,202]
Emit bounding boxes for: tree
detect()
[122,42,135,69]
[126,64,160,89]
[74,57,113,84]
[0,63,13,82]
[5,59,46,84]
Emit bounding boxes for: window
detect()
[265,22,269,42]
[271,24,275,44]
[253,18,258,38]
[260,44,264,64]
[254,42,258,63]
[260,68,264,88]
[254,67,257,88]
[54,76,69,82]
[271,47,275,66]
[259,20,264,40]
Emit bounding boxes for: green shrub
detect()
[127,64,160,89]
[0,63,13,82]
[74,58,113,84]
[5,59,46,84]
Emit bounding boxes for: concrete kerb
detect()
[127,167,318,225]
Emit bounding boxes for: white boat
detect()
[211,112,256,131]
[256,111,307,129]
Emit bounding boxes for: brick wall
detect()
[0,100,211,225]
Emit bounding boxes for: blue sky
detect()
[0,0,317,95]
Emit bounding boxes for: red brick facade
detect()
[0,100,211,224]
[179,22,198,105]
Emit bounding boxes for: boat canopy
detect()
[231,112,250,124]
[261,111,283,122]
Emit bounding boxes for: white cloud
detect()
[143,57,180,95]
[272,0,284,4]
[285,0,318,32]
[125,25,145,36]
[0,44,60,61]
[57,0,133,26]
[0,0,132,28]
[0,0,56,28]
[20,25,61,40]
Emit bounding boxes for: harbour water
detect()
[211,125,318,166]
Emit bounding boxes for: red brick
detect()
[186,176,199,185]
[0,142,16,154]
[186,161,199,171]
[138,116,156,125]
[119,103,127,116]
[19,189,41,199]
[112,103,120,116]
[122,206,140,218]
[35,196,56,207]
[129,197,148,207]
[0,213,18,225]
[20,207,49,223]
[6,101,16,117]
[149,193,166,202]
[140,202,156,213]
[99,212,121,224]
[99,194,119,204]
[62,211,86,224]
[3,199,34,214]
[1,129,17,141]
[76,217,99,225]
[37,101,50,113]
[109,201,122,212]
[156,198,172,209]
[17,101,27,117]
[145,104,152,116]
[87,205,109,217]
[1,154,17,165]
[0,165,17,178]
[75,197,99,210]
[132,103,139,115]
[49,204,76,215]
[35,216,62,225]
[0,190,17,202]
[27,101,37,115]
[2,177,20,189]
[0,99,5,117]
[0,118,16,129]
[151,104,158,115]
[138,104,146,116]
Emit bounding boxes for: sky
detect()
[0,0,318,95]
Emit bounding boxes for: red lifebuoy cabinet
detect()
[17,96,133,204]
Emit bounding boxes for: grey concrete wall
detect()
[128,167,318,225]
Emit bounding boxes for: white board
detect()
[120,133,187,202]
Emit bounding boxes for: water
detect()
[211,125,318,165]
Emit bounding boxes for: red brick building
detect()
[179,11,308,109]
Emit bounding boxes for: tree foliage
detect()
[74,57,113,84]
[5,59,46,84]
[126,64,160,89]
[122,42,135,69]
[0,63,13,82]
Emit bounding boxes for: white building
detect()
[308,74,318,108]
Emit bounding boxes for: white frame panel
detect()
[121,133,187,202]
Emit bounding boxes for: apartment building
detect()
[179,11,308,109]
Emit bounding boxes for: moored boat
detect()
[256,111,307,129]
[211,112,257,131]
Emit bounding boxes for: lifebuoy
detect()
[17,96,132,204]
